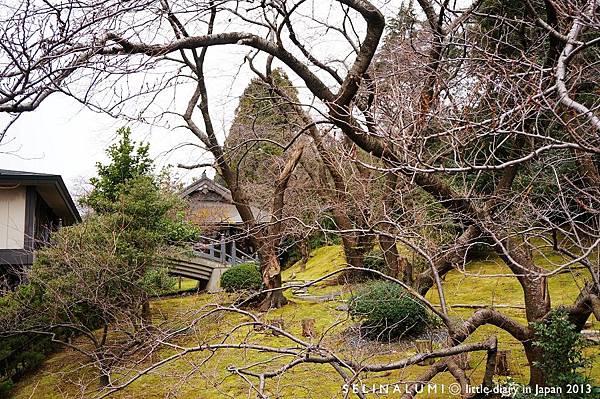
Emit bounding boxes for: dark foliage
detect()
[348,281,432,341]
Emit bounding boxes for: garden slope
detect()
[12,245,600,398]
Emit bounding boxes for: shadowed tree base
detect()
[258,291,288,311]
[257,272,288,310]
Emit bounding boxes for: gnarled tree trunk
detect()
[257,251,287,310]
[255,144,305,309]
[496,239,551,386]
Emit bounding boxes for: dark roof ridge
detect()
[180,172,233,202]
[0,169,59,177]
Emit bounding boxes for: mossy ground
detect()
[282,245,346,282]
[11,246,600,398]
[174,277,200,292]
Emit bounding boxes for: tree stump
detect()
[268,318,285,336]
[302,318,316,338]
[415,339,435,366]
[495,350,511,376]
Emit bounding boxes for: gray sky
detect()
[0,53,254,197]
[0,0,406,198]
[1,98,211,197]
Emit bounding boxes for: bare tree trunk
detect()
[299,238,310,272]
[400,257,413,285]
[378,234,400,278]
[523,341,545,386]
[98,324,110,387]
[496,239,551,386]
[343,240,365,270]
[257,250,288,311]
[566,283,600,330]
[141,299,151,324]
[338,228,372,282]
[254,145,304,310]
[306,123,374,278]
[378,172,413,282]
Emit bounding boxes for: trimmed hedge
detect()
[348,281,431,340]
[220,262,263,292]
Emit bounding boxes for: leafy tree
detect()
[82,126,153,212]
[82,126,199,244]
[0,128,200,388]
[385,0,419,42]
[0,178,186,387]
[223,68,302,188]
[531,310,597,398]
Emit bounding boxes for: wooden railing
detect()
[193,234,258,265]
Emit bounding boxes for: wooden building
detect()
[181,171,268,255]
[0,170,80,282]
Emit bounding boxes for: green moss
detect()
[11,244,600,399]
[178,278,199,291]
[425,254,594,311]
[160,277,198,295]
[283,245,346,281]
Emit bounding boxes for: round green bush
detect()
[348,281,431,340]
[220,262,263,292]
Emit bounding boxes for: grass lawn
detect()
[11,246,600,398]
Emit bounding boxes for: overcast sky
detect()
[0,52,254,197]
[0,0,406,198]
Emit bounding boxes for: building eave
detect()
[0,170,81,224]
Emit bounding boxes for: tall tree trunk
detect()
[378,234,400,278]
[342,237,365,269]
[332,204,371,280]
[378,172,407,280]
[496,239,551,386]
[98,325,110,387]
[379,234,413,285]
[308,123,373,278]
[523,340,546,387]
[141,298,151,324]
[299,238,310,271]
[257,144,304,310]
[378,235,413,283]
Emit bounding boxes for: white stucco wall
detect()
[0,186,26,249]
